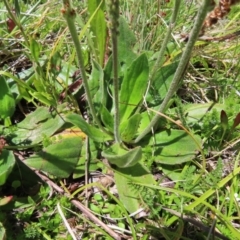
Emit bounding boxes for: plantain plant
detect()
[2,0,240,238]
[0,0,218,207]
[59,0,212,213]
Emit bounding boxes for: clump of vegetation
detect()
[1,0,240,239]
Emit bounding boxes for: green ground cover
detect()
[1,0,240,239]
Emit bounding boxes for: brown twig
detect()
[35,171,122,240]
[71,199,122,240]
[199,30,240,42]
[162,208,230,240]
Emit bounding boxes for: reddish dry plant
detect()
[60,8,66,14]
[202,0,240,32]
[0,137,6,155]
[6,18,16,32]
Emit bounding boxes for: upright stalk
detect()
[112,32,121,143]
[148,0,181,85]
[107,0,121,143]
[61,0,109,135]
[134,0,214,143]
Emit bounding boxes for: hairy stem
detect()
[112,32,121,143]
[61,0,110,135]
[107,0,121,143]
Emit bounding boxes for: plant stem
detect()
[107,0,121,143]
[61,0,109,135]
[112,31,121,143]
[148,0,181,85]
[134,0,213,144]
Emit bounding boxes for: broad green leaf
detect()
[25,137,82,178]
[0,150,15,186]
[160,165,183,182]
[118,17,137,65]
[1,106,67,146]
[17,107,52,128]
[90,60,107,110]
[120,114,141,142]
[0,76,15,120]
[50,126,86,145]
[30,38,41,62]
[119,54,149,123]
[146,61,178,106]
[184,103,225,124]
[102,143,142,168]
[88,0,106,66]
[141,129,201,165]
[65,113,112,142]
[114,163,156,214]
[104,55,113,81]
[89,60,102,99]
[73,140,100,178]
[100,106,114,132]
[138,111,155,133]
[103,55,124,91]
[30,91,55,106]
[9,113,65,145]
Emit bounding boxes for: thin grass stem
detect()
[134,0,214,143]
[148,0,181,84]
[112,32,121,143]
[61,0,110,135]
